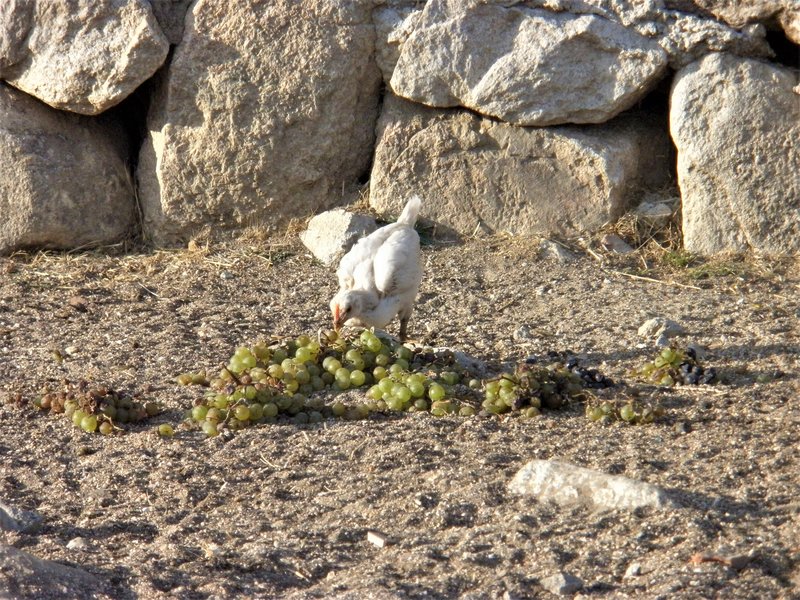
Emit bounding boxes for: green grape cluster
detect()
[178,330,482,436]
[33,380,161,435]
[633,347,717,387]
[175,329,624,436]
[585,399,665,425]
[481,361,587,416]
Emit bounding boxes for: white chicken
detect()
[330,196,423,340]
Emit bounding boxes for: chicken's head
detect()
[330,291,357,331]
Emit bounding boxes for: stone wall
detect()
[1,0,797,255]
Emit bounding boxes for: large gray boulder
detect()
[390,0,668,126]
[671,53,800,255]
[0,0,168,115]
[0,84,135,255]
[137,0,381,245]
[370,94,673,238]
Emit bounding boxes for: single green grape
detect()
[192,405,209,421]
[620,404,636,422]
[324,357,342,374]
[350,369,366,387]
[202,420,219,437]
[392,384,412,403]
[72,409,86,427]
[80,414,98,433]
[234,405,251,421]
[158,424,174,437]
[428,383,446,402]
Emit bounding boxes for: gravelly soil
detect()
[0,234,798,599]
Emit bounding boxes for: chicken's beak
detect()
[332,304,342,331]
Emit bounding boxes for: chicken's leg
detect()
[399,316,409,341]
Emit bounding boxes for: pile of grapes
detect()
[33,380,161,435]
[585,399,665,425]
[176,330,618,436]
[633,346,717,387]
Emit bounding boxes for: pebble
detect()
[539,239,578,263]
[220,270,235,280]
[674,421,692,434]
[624,562,642,578]
[513,324,536,342]
[638,317,685,339]
[540,571,583,595]
[600,233,635,254]
[367,530,388,548]
[66,537,89,551]
[655,333,670,348]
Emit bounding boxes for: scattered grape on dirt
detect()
[632,346,717,387]
[32,380,162,435]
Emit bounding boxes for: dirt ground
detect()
[0,231,798,599]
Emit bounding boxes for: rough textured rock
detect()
[0,544,111,599]
[0,0,169,114]
[0,501,42,533]
[300,209,377,267]
[370,94,673,238]
[499,1,773,68]
[540,572,584,595]
[391,0,668,125]
[665,1,800,44]
[0,84,135,255]
[138,0,381,245]
[671,53,800,254]
[638,317,686,339]
[509,459,676,510]
[373,3,420,84]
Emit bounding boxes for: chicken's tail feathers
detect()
[397,195,422,226]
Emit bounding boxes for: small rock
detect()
[367,530,388,548]
[513,325,536,342]
[67,296,88,313]
[638,317,685,339]
[300,209,377,266]
[540,571,583,595]
[509,459,676,510]
[633,198,677,226]
[0,502,43,534]
[624,562,642,578]
[414,492,438,509]
[540,239,578,263]
[686,342,707,360]
[64,345,79,356]
[66,537,89,551]
[725,554,752,571]
[674,421,692,434]
[220,270,235,280]
[655,333,670,348]
[601,233,635,254]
